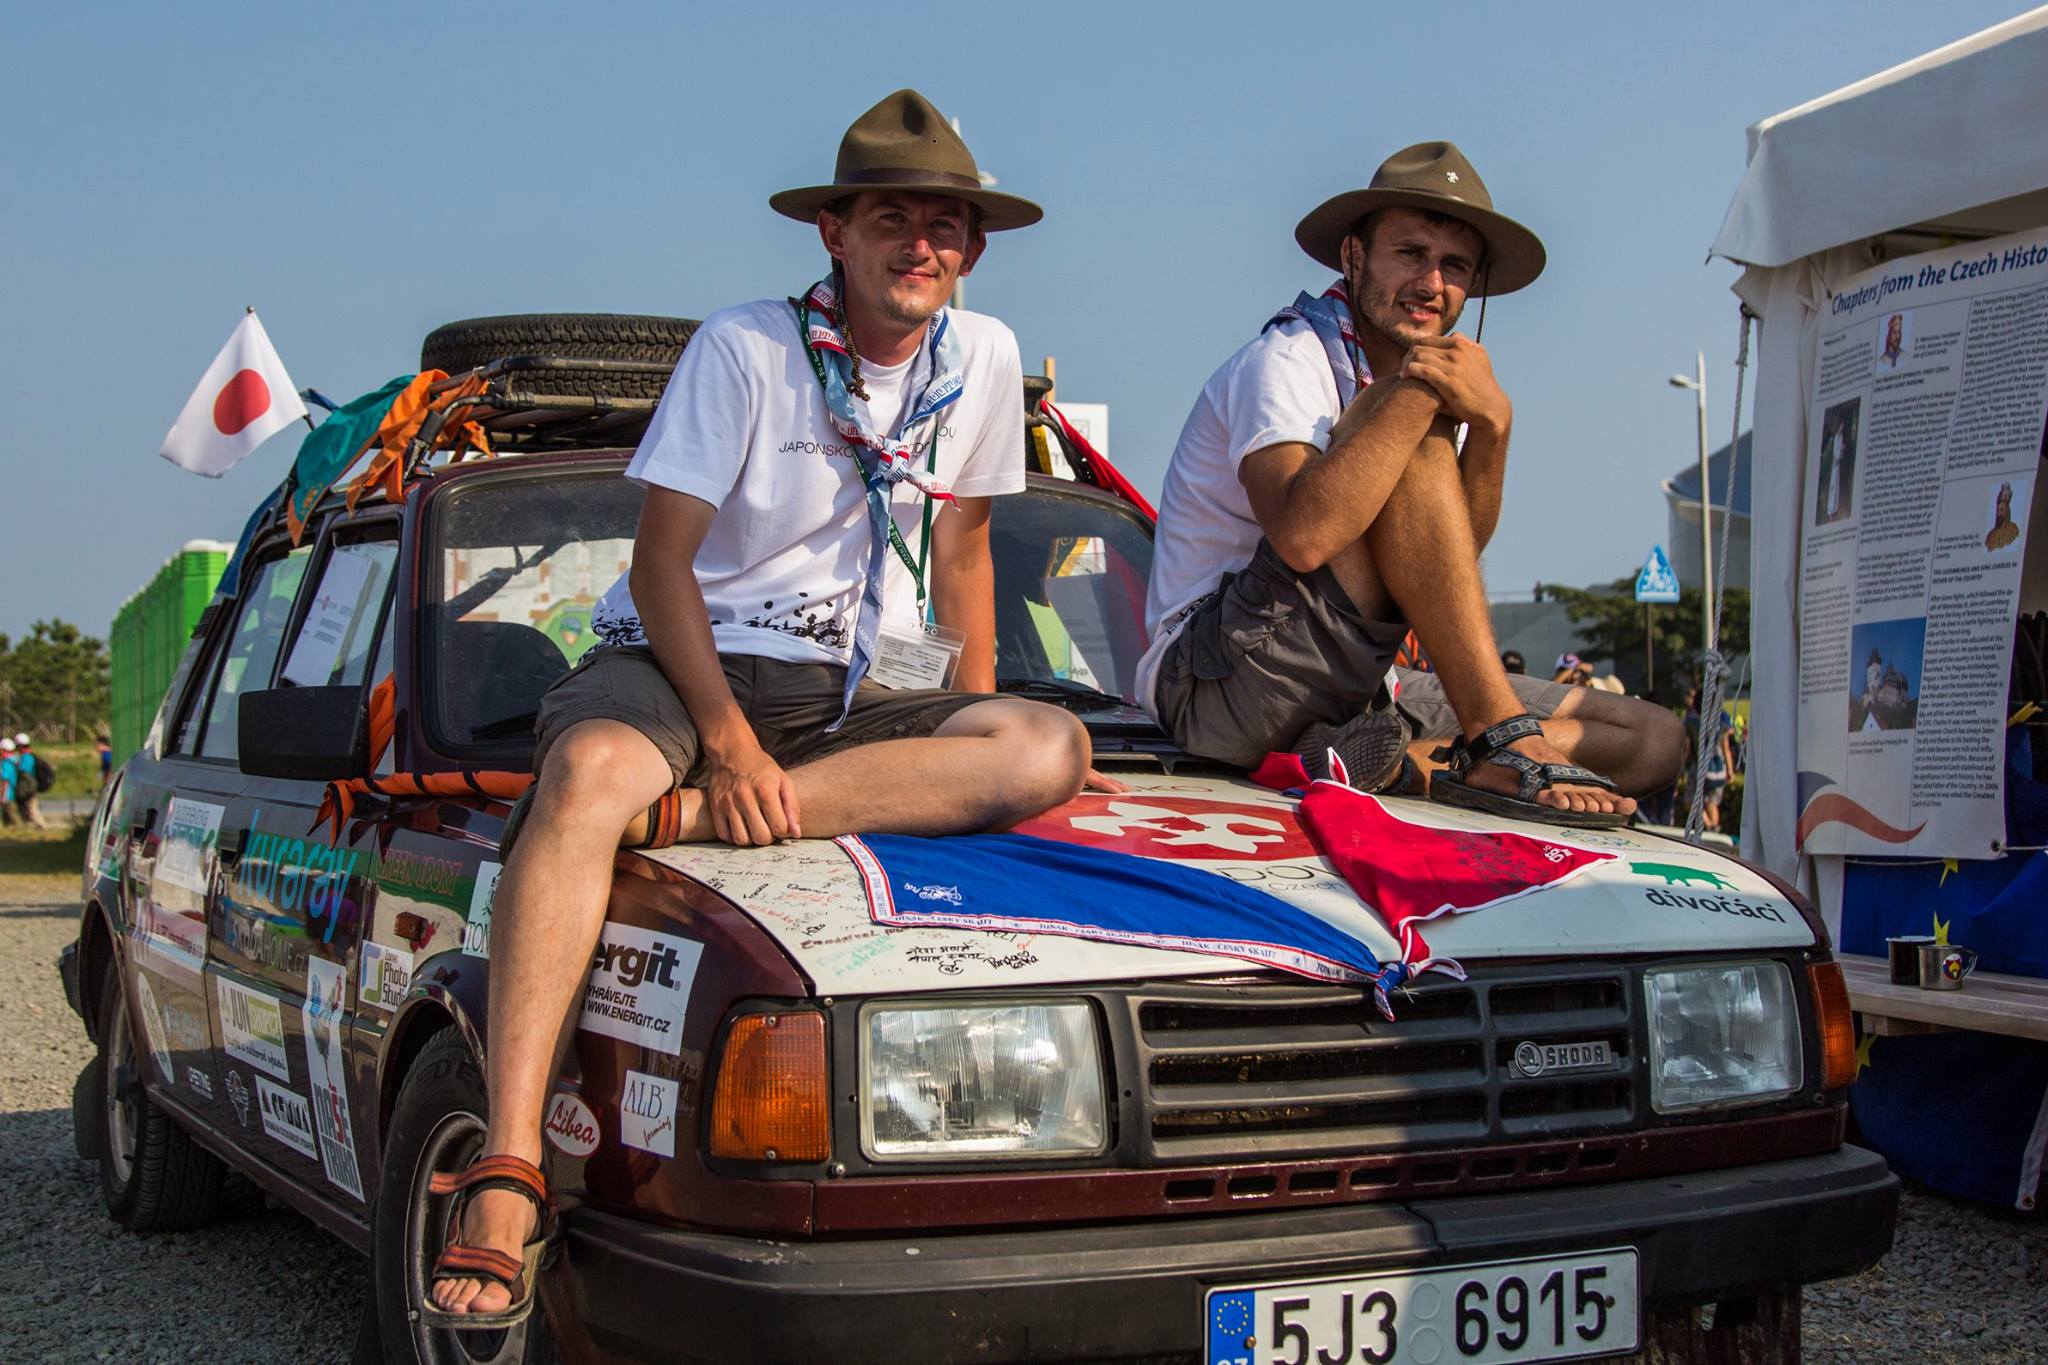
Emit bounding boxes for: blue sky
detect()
[2,1,2028,640]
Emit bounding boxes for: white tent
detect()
[1710,8,2048,929]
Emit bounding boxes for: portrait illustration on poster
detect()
[1875,310,1911,372]
[1985,477,2025,553]
[1814,397,1860,526]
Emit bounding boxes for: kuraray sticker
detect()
[257,1076,319,1160]
[155,797,224,894]
[543,1092,600,1157]
[301,957,365,1200]
[216,977,291,1081]
[359,941,415,1012]
[579,921,701,1056]
[462,861,502,959]
[619,1069,680,1158]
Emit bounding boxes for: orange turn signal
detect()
[708,1011,830,1162]
[1809,961,1857,1091]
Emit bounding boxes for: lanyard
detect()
[796,298,940,620]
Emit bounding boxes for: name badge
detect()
[869,622,965,691]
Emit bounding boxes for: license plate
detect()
[1205,1248,1639,1365]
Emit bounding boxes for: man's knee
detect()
[536,721,672,823]
[987,702,1090,815]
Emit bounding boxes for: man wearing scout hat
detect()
[1139,142,1682,825]
[430,90,1092,1327]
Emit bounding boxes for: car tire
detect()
[94,959,224,1232]
[419,313,698,402]
[373,1029,558,1365]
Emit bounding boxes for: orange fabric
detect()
[345,371,454,511]
[366,675,397,767]
[315,768,534,838]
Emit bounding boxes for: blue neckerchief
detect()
[793,278,965,728]
[1266,279,1372,406]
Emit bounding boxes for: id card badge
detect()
[869,621,966,690]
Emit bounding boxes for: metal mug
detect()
[1887,936,1937,985]
[1915,943,1978,990]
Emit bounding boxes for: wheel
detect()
[373,1030,558,1365]
[94,959,223,1231]
[420,314,698,401]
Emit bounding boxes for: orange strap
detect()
[315,769,534,839]
[366,675,397,766]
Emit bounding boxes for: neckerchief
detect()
[1266,278,1372,406]
[792,277,964,728]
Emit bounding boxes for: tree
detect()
[1543,579,1749,704]
[0,619,112,741]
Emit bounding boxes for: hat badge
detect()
[1445,171,1459,183]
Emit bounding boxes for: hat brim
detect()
[1294,188,1545,295]
[770,182,1043,232]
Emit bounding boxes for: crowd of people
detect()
[0,733,51,828]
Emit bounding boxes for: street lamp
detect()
[1668,352,1715,654]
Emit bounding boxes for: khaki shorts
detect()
[533,646,985,787]
[1151,539,1411,768]
[1390,667,1577,744]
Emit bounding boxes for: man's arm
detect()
[1240,377,1446,572]
[631,486,800,845]
[929,494,996,692]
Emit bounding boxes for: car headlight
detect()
[861,1001,1108,1161]
[1645,962,1803,1113]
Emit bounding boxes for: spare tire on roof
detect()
[420,313,699,402]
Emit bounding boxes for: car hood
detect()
[635,772,1813,996]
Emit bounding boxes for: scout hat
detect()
[771,89,1042,231]
[1295,141,1545,295]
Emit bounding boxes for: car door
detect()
[210,523,398,1207]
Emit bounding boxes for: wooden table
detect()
[1837,953,2048,1042]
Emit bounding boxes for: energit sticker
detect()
[579,922,701,1056]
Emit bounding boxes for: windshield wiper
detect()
[997,677,1127,710]
[468,709,540,740]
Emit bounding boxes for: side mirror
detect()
[238,687,368,781]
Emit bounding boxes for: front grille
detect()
[1128,969,1638,1164]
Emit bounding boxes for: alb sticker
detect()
[359,941,416,1012]
[301,957,365,1200]
[463,860,502,959]
[217,977,291,1080]
[543,1092,600,1157]
[257,1076,319,1160]
[619,1069,680,1158]
[579,922,702,1056]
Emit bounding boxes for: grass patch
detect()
[0,820,90,878]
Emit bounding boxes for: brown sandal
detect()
[422,1153,556,1332]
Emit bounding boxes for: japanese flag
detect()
[159,312,308,477]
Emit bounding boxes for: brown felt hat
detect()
[770,89,1042,232]
[1295,141,1545,295]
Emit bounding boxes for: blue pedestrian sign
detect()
[1635,545,1681,603]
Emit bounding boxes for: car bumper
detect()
[561,1144,1898,1364]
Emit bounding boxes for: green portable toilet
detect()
[109,540,231,764]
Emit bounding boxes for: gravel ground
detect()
[0,891,362,1364]
[1,883,2041,1363]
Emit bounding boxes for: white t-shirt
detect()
[1134,319,1341,714]
[592,298,1025,665]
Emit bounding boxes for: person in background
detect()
[1684,687,1735,832]
[95,735,114,787]
[12,734,47,827]
[0,740,17,828]
[1500,649,1525,675]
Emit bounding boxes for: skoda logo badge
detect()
[1513,1041,1545,1077]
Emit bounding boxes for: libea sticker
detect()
[543,1092,600,1157]
[217,977,291,1081]
[579,922,701,1056]
[619,1069,680,1158]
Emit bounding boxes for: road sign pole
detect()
[1645,603,1655,695]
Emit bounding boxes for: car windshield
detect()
[426,468,1156,755]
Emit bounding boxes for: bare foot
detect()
[430,1185,537,1315]
[1464,733,1636,817]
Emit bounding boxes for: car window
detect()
[196,548,312,761]
[280,539,398,688]
[989,489,1154,702]
[428,470,641,751]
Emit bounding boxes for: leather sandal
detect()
[422,1153,557,1332]
[1429,715,1630,828]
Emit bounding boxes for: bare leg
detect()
[1531,690,1685,796]
[1332,428,1632,817]
[434,699,1089,1315]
